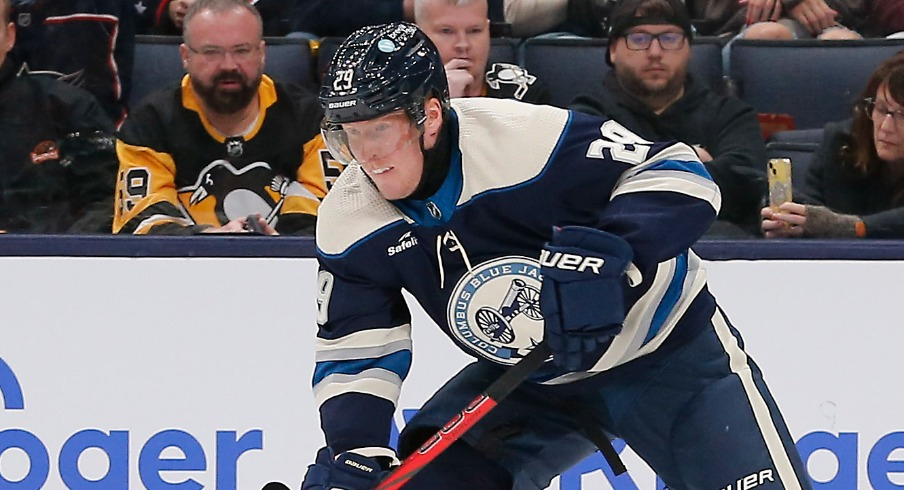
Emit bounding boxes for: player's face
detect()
[609,24,689,101]
[417,0,490,85]
[181,7,265,115]
[872,83,904,166]
[342,111,425,200]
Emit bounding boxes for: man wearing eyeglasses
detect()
[113,0,341,235]
[572,0,768,237]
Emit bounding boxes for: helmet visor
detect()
[321,110,422,166]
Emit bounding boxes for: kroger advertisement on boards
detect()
[0,257,901,489]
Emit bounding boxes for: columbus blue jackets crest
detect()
[447,256,544,364]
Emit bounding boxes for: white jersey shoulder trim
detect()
[317,165,406,256]
[451,98,570,204]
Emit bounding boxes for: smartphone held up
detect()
[767,158,792,211]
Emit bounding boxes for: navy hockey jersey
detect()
[313,97,721,452]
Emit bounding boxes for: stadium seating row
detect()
[133,36,904,132]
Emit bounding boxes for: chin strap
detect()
[407,114,453,201]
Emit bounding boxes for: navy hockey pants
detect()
[398,307,813,490]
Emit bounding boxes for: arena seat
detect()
[768,127,826,145]
[520,36,727,108]
[131,35,317,109]
[315,36,520,84]
[262,37,319,91]
[131,36,184,109]
[728,39,904,130]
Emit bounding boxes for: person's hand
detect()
[444,58,477,98]
[761,202,807,238]
[762,203,860,238]
[741,0,782,24]
[302,447,394,490]
[200,214,278,235]
[540,226,634,372]
[788,0,838,34]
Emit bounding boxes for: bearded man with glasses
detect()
[572,0,768,238]
[113,0,341,235]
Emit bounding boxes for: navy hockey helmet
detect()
[320,22,450,127]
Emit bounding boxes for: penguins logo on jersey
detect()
[447,256,544,365]
[181,160,286,225]
[485,63,537,101]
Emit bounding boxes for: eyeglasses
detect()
[863,97,904,129]
[187,44,260,63]
[624,31,686,51]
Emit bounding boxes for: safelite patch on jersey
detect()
[447,256,545,365]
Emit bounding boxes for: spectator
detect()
[113,0,340,235]
[762,52,904,238]
[692,0,864,39]
[0,0,118,233]
[153,0,290,35]
[504,0,616,37]
[415,0,549,103]
[10,0,135,126]
[572,0,767,236]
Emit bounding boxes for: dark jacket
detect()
[133,0,161,34]
[571,71,767,233]
[290,0,503,37]
[0,58,118,233]
[290,0,406,37]
[484,62,551,105]
[802,119,904,238]
[10,0,135,125]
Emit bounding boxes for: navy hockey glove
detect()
[302,447,395,490]
[540,226,633,371]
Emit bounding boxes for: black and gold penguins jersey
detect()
[113,75,341,235]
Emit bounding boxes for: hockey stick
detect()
[374,341,551,490]
[260,343,550,490]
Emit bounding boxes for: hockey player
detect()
[303,22,813,490]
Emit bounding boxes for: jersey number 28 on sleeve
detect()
[586,120,653,165]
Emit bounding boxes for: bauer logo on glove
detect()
[539,226,634,371]
[539,249,607,274]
